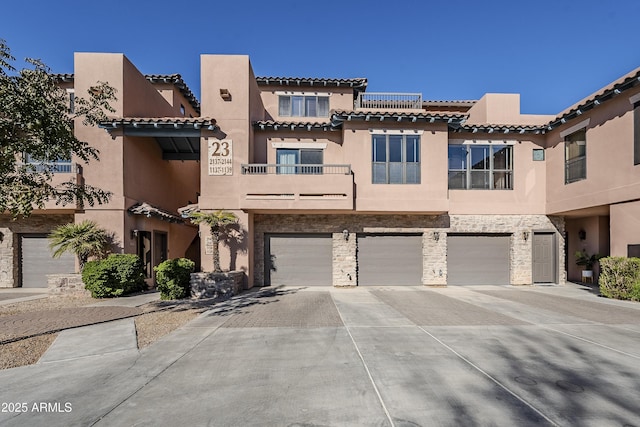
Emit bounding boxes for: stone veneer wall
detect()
[253,214,565,287]
[190,271,245,299]
[0,214,74,288]
[48,274,91,296]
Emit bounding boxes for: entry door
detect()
[137,231,152,278]
[533,233,555,283]
[153,232,168,269]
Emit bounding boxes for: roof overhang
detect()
[330,111,467,130]
[256,76,368,98]
[100,118,216,160]
[128,202,184,223]
[253,121,336,132]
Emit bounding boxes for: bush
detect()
[599,257,640,301]
[154,258,195,300]
[82,254,146,298]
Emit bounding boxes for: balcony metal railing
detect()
[241,164,351,175]
[20,162,80,173]
[355,92,423,110]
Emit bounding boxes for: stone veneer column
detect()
[0,227,14,288]
[423,231,447,286]
[332,232,357,286]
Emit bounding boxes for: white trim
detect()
[275,91,332,97]
[271,142,327,149]
[629,92,640,105]
[559,119,590,138]
[368,129,424,135]
[456,140,517,145]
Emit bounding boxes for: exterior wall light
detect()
[433,231,440,242]
[578,230,586,240]
[0,231,3,242]
[522,231,529,241]
[219,88,231,100]
[342,229,349,241]
[130,229,139,240]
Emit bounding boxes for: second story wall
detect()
[545,86,640,214]
[448,133,548,215]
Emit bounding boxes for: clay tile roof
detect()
[256,76,368,92]
[128,202,183,223]
[144,74,200,114]
[50,73,200,115]
[102,117,215,127]
[253,120,335,131]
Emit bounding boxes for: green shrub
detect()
[154,258,195,300]
[82,254,146,298]
[599,257,640,301]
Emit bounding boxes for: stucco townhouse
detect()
[1,52,639,289]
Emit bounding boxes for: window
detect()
[278,95,329,117]
[180,104,186,116]
[634,101,640,165]
[448,144,513,190]
[565,129,586,184]
[276,148,323,174]
[372,134,420,184]
[67,89,75,114]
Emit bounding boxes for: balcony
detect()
[239,164,354,210]
[355,92,423,110]
[29,163,84,211]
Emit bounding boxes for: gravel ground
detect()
[0,295,212,370]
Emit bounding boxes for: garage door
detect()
[21,235,75,288]
[357,234,423,286]
[447,234,510,285]
[266,234,332,286]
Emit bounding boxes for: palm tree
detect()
[48,220,109,271]
[189,210,238,273]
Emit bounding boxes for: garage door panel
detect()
[358,235,422,286]
[21,235,75,288]
[448,235,510,285]
[267,234,332,286]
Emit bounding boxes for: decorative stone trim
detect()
[47,273,91,296]
[253,213,566,287]
[190,271,244,300]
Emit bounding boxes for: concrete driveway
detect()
[1,284,639,426]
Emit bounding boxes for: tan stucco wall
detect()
[260,86,355,121]
[545,87,640,214]
[610,201,640,257]
[448,135,547,214]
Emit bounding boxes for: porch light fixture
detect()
[0,231,3,242]
[578,229,586,240]
[433,231,440,242]
[219,88,231,100]
[522,231,529,242]
[130,229,139,239]
[342,229,349,241]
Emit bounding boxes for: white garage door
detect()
[447,234,510,285]
[21,235,75,288]
[357,234,423,286]
[266,234,333,286]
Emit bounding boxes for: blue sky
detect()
[3,0,639,114]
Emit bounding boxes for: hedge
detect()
[82,254,146,298]
[154,258,195,300]
[598,257,640,301]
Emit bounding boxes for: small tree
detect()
[0,39,116,218]
[189,210,238,273]
[49,220,110,271]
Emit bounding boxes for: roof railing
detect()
[355,92,423,110]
